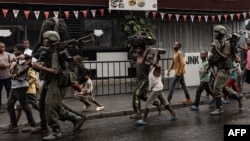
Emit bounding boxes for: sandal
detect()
[135,119,148,126]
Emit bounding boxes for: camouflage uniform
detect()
[38,31,85,140]
[210,25,242,115]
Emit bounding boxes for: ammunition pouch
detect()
[58,70,70,87]
[208,54,220,67]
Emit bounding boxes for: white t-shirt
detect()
[24,48,37,63]
[24,48,32,56]
[148,66,163,91]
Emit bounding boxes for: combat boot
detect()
[65,112,86,132]
[43,126,61,140]
[230,92,243,108]
[224,88,243,108]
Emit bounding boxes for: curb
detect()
[1,96,248,131]
[86,101,203,120]
[86,94,249,120]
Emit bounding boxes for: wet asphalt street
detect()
[1,98,250,141]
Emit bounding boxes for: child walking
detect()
[75,72,104,111]
[135,49,176,126]
[190,49,214,111]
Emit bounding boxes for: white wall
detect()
[184,52,202,86]
[84,52,129,78]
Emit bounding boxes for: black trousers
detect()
[193,82,213,107]
[0,77,11,108]
[7,87,35,126]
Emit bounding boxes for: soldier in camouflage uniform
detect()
[209,25,243,115]
[31,31,85,140]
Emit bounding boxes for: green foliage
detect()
[119,12,156,47]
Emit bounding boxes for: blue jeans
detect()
[167,75,191,102]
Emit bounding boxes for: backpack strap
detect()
[223,41,231,55]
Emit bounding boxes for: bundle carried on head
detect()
[127,34,156,47]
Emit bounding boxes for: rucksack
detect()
[32,17,69,56]
[38,17,68,44]
[58,47,78,87]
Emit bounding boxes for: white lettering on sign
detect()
[228,129,247,136]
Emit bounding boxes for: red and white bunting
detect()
[99,9,104,17]
[0,8,249,23]
[198,16,202,22]
[64,11,69,19]
[183,15,188,22]
[44,11,49,19]
[152,12,157,20]
[108,8,111,14]
[230,14,234,21]
[91,9,96,18]
[13,9,19,18]
[190,15,194,22]
[53,11,59,18]
[168,14,172,21]
[160,12,165,20]
[211,15,215,22]
[34,11,40,20]
[237,13,241,20]
[217,15,221,22]
[145,11,149,18]
[175,14,180,22]
[82,10,88,19]
[243,12,246,19]
[224,14,228,21]
[2,9,8,18]
[73,11,79,19]
[204,15,208,23]
[24,10,30,19]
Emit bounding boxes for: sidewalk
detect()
[0,85,250,130]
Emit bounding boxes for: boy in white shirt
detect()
[135,49,176,125]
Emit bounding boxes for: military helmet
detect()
[214,25,227,35]
[43,31,60,41]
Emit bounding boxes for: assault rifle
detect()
[207,30,245,73]
[33,33,95,62]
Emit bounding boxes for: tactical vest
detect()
[214,40,232,70]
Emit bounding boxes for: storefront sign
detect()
[109,0,157,11]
